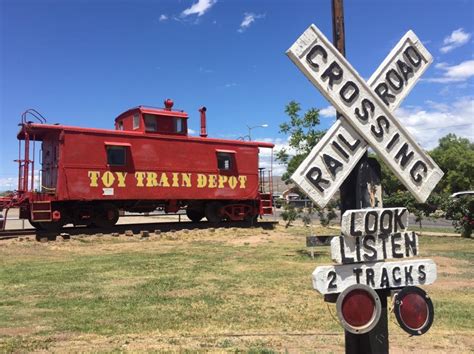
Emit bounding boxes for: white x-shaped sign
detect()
[287,25,444,208]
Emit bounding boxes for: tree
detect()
[378,133,473,229]
[430,134,474,193]
[276,101,326,182]
[379,133,473,198]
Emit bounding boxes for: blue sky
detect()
[1,0,473,188]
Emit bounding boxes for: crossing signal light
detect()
[393,286,434,336]
[336,284,382,334]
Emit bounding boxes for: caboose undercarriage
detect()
[13,197,271,231]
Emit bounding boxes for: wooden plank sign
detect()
[287,24,444,204]
[341,208,409,237]
[330,232,419,264]
[313,258,436,295]
[291,31,434,208]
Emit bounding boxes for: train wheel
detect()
[186,208,204,223]
[205,202,223,224]
[245,214,258,225]
[37,221,63,231]
[92,203,119,228]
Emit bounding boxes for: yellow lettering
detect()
[115,172,127,187]
[218,175,228,188]
[182,173,192,187]
[135,172,146,187]
[158,173,170,187]
[101,171,115,188]
[228,176,238,189]
[197,174,207,188]
[146,172,158,187]
[172,172,180,187]
[208,174,217,188]
[238,175,248,189]
[88,171,100,187]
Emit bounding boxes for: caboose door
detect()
[41,139,59,193]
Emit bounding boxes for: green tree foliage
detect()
[383,190,440,228]
[276,101,326,182]
[379,133,472,228]
[379,134,474,196]
[430,134,474,193]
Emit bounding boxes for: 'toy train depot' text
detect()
[87,171,248,190]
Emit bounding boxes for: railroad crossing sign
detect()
[286,25,439,339]
[287,26,444,208]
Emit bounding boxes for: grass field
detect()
[0,224,473,352]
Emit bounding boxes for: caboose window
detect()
[217,152,235,171]
[133,113,140,130]
[107,146,126,166]
[175,118,185,133]
[144,114,158,132]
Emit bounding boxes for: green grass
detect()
[419,235,474,261]
[409,225,456,234]
[0,228,472,351]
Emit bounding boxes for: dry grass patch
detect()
[0,225,473,352]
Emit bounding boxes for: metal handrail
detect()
[21,109,47,124]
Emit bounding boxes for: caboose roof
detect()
[17,123,274,149]
[114,106,188,122]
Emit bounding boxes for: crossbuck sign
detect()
[288,25,444,208]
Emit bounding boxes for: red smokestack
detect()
[199,106,207,138]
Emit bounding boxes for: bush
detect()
[384,191,445,228]
[443,196,474,238]
[280,203,299,228]
[315,201,337,227]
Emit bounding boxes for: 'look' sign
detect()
[287,26,444,208]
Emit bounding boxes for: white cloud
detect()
[0,177,16,191]
[440,28,471,53]
[181,0,216,18]
[425,60,474,83]
[159,14,168,22]
[224,82,237,88]
[395,96,474,150]
[0,170,41,192]
[199,66,213,74]
[319,106,336,118]
[257,137,297,176]
[238,12,265,33]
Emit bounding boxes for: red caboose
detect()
[0,100,274,230]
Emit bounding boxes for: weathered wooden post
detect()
[286,2,443,351]
[331,1,388,351]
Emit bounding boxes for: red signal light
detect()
[393,286,434,336]
[341,289,375,327]
[336,284,382,334]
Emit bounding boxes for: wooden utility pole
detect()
[331,1,389,353]
[333,0,368,215]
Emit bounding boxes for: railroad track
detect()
[0,229,37,240]
[0,220,278,241]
